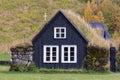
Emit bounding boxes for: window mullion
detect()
[68,47,70,62]
[59,28,61,38]
[50,47,52,62]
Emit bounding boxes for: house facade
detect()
[32,10,88,69]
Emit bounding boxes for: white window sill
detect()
[43,61,59,63]
[61,61,77,63]
[54,37,66,39]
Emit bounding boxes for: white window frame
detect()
[54,27,66,39]
[61,45,77,63]
[43,45,59,63]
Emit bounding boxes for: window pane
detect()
[61,34,64,37]
[56,29,60,32]
[64,52,68,56]
[53,47,56,51]
[70,47,74,51]
[56,34,59,37]
[46,52,50,56]
[70,57,74,61]
[61,29,64,32]
[64,47,68,51]
[46,57,50,61]
[52,52,56,56]
[52,57,56,61]
[64,57,68,61]
[70,52,74,56]
[46,47,50,51]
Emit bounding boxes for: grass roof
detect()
[61,10,110,49]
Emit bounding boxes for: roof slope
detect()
[88,22,112,40]
[61,10,110,49]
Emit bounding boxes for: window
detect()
[54,27,66,39]
[61,45,77,63]
[43,45,59,63]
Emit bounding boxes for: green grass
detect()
[0,54,10,61]
[0,65,120,80]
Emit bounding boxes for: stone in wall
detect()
[10,44,33,68]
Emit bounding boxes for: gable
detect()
[32,10,88,43]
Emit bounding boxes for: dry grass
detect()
[0,36,32,53]
[62,10,110,49]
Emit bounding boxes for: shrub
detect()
[10,64,27,72]
[10,62,37,72]
[9,64,18,71]
[17,65,26,72]
[28,62,37,72]
[84,45,109,71]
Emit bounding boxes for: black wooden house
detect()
[32,10,88,69]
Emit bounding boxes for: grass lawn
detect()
[0,66,120,80]
[0,54,10,61]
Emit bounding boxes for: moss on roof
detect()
[61,10,110,49]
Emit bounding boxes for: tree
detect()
[84,1,93,22]
[97,11,104,22]
[83,0,105,22]
[91,0,99,15]
[100,0,120,35]
[111,13,120,33]
[111,0,120,6]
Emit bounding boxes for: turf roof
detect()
[61,10,110,49]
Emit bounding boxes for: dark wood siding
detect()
[33,11,88,69]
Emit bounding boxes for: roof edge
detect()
[60,10,89,43]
